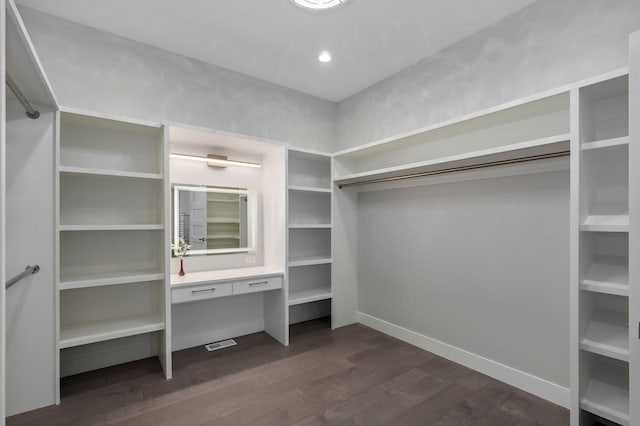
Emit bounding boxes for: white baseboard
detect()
[357,312,569,408]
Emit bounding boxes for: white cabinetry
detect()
[57,112,171,382]
[287,149,332,323]
[571,74,631,425]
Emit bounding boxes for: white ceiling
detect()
[16,0,539,102]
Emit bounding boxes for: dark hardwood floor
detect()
[8,319,568,425]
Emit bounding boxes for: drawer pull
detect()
[192,288,217,294]
[248,281,269,287]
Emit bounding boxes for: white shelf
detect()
[59,270,164,290]
[60,224,164,231]
[581,215,629,232]
[207,234,240,240]
[580,309,629,362]
[289,224,332,229]
[581,359,629,426]
[207,217,240,224]
[288,288,332,306]
[59,313,165,349]
[582,136,629,151]
[288,185,331,193]
[288,256,332,268]
[207,198,240,203]
[581,257,629,296]
[59,166,163,180]
[334,134,570,186]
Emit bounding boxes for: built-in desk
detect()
[170,267,284,304]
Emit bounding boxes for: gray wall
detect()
[358,171,570,386]
[18,7,336,152]
[336,0,640,151]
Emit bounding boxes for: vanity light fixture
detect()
[170,153,261,168]
[290,0,348,10]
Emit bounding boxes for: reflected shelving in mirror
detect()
[172,184,257,256]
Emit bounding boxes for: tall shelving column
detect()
[572,75,630,425]
[57,112,171,385]
[287,148,332,327]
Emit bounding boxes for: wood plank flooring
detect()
[8,318,569,425]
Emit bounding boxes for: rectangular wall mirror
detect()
[172,184,256,256]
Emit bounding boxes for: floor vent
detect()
[205,339,237,352]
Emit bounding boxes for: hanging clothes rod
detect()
[338,150,570,189]
[5,264,40,289]
[5,73,40,119]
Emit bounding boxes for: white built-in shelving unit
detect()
[571,74,631,426]
[286,149,332,322]
[57,112,171,383]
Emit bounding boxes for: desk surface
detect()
[170,266,284,288]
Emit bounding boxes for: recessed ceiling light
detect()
[318,51,332,63]
[291,0,348,10]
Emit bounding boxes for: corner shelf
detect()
[59,270,165,291]
[580,309,629,361]
[288,288,332,306]
[59,313,165,349]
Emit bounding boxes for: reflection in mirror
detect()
[172,184,256,256]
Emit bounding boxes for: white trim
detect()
[357,312,570,408]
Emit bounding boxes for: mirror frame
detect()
[172,184,257,256]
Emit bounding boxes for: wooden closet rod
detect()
[5,72,40,119]
[337,150,570,189]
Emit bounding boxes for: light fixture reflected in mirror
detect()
[170,153,261,168]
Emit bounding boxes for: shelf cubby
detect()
[288,263,332,306]
[581,144,629,232]
[580,292,628,362]
[579,75,629,144]
[288,190,331,225]
[580,354,629,426]
[60,112,163,175]
[288,228,331,265]
[60,230,163,280]
[59,281,164,349]
[60,173,163,226]
[288,150,331,190]
[581,232,628,296]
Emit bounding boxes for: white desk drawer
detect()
[233,276,282,295]
[172,282,233,304]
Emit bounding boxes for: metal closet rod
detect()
[5,264,40,289]
[337,150,570,189]
[5,72,40,119]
